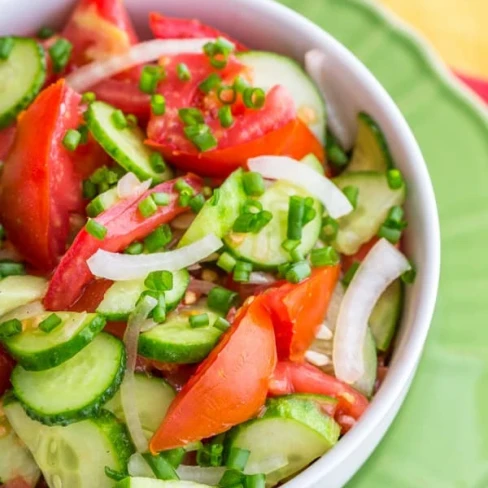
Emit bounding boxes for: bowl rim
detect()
[219,0,439,486]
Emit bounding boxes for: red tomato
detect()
[62,0,138,66]
[149,12,248,52]
[0,125,15,161]
[280,118,325,163]
[69,278,113,312]
[3,479,32,488]
[150,296,277,452]
[269,361,369,421]
[0,80,83,271]
[264,265,340,361]
[44,174,202,311]
[0,346,15,396]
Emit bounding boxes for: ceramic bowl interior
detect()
[0,1,440,486]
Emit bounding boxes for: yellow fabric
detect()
[376,0,488,78]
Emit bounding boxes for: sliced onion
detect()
[67,38,215,92]
[177,466,226,485]
[333,239,410,383]
[117,173,151,200]
[315,323,333,341]
[325,281,345,332]
[305,350,330,367]
[305,49,355,150]
[87,234,223,280]
[245,454,288,475]
[187,278,216,295]
[0,300,45,323]
[120,295,157,452]
[247,272,277,285]
[171,212,196,230]
[128,453,155,478]
[248,156,353,219]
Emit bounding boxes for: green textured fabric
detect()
[279,0,488,485]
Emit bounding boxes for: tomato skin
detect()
[263,266,340,361]
[281,118,325,163]
[269,361,369,421]
[0,125,16,161]
[44,174,202,311]
[63,0,138,66]
[150,296,277,452]
[0,80,83,271]
[3,479,32,488]
[149,12,248,51]
[0,346,15,396]
[68,278,113,312]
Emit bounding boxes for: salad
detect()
[0,1,415,487]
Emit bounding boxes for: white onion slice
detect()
[0,301,45,323]
[305,49,355,150]
[305,350,330,367]
[120,295,157,452]
[247,272,277,285]
[248,156,353,219]
[117,173,151,200]
[66,38,215,92]
[324,281,345,332]
[128,453,155,478]
[333,239,410,383]
[177,466,226,485]
[87,234,223,280]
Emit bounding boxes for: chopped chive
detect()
[138,196,158,218]
[149,151,166,173]
[105,169,119,185]
[142,452,178,480]
[139,65,165,94]
[210,188,220,205]
[342,185,359,209]
[81,91,96,104]
[161,448,185,468]
[176,62,191,81]
[219,469,245,486]
[377,224,402,244]
[242,199,262,214]
[326,130,349,167]
[124,242,144,255]
[252,210,272,233]
[214,317,230,332]
[62,129,81,151]
[90,166,109,184]
[151,293,167,323]
[287,196,305,240]
[175,179,194,194]
[402,263,416,284]
[302,205,317,225]
[217,252,237,273]
[78,124,89,144]
[233,260,252,283]
[37,26,55,39]
[179,107,204,126]
[197,438,225,467]
[203,186,213,198]
[215,37,235,52]
[189,313,210,328]
[178,190,192,207]
[183,124,217,152]
[226,447,250,471]
[277,262,290,278]
[209,53,228,69]
[282,239,300,252]
[39,313,62,333]
[0,224,5,241]
[0,319,21,340]
[342,261,360,286]
[104,466,126,481]
[144,224,172,252]
[217,85,237,104]
[233,213,255,233]
[199,73,222,94]
[310,246,340,267]
[144,270,173,291]
[320,216,339,243]
[48,38,72,73]
[386,206,405,228]
[151,93,166,115]
[387,169,405,190]
[218,105,234,128]
[111,109,127,130]
[152,192,170,206]
[189,193,205,213]
[242,172,265,197]
[86,196,106,218]
[0,261,25,278]
[285,261,311,284]
[126,114,138,127]
[290,248,304,262]
[207,286,238,314]
[245,474,266,488]
[233,76,249,93]
[85,219,107,240]
[243,87,266,109]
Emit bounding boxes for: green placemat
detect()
[279,0,488,485]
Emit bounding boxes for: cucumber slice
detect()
[237,51,326,144]
[301,153,325,175]
[352,328,377,398]
[370,279,403,351]
[86,187,120,217]
[11,332,126,425]
[138,307,223,364]
[0,37,46,129]
[85,101,173,183]
[2,312,106,371]
[0,408,40,486]
[228,396,340,486]
[179,169,247,248]
[224,181,322,268]
[0,275,47,318]
[346,112,393,173]
[116,480,212,488]
[97,269,190,321]
[105,373,175,438]
[332,171,405,255]
[5,401,132,488]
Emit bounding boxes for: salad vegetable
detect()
[0,2,415,487]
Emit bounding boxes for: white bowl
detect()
[0,1,440,486]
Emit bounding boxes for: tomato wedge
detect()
[0,80,83,271]
[150,296,277,452]
[44,174,202,311]
[263,265,340,361]
[149,12,248,51]
[0,125,15,161]
[63,0,138,66]
[269,361,369,421]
